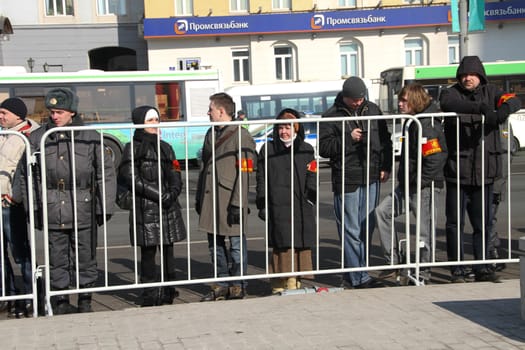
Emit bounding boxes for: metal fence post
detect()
[519,236,525,320]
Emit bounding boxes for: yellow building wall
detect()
[194,2,229,17]
[250,0,271,14]
[145,0,174,18]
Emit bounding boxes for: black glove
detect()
[255,197,265,210]
[195,200,201,215]
[227,205,241,226]
[161,192,174,208]
[96,214,112,226]
[258,208,266,221]
[480,103,498,127]
[503,97,522,113]
[306,188,317,205]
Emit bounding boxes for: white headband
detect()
[144,109,159,122]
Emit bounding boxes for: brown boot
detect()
[286,277,298,290]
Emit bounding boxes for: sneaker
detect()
[228,285,245,300]
[200,286,229,302]
[7,302,26,319]
[450,270,466,283]
[475,271,502,283]
[378,269,399,280]
[354,278,384,289]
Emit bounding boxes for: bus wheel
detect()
[104,138,122,167]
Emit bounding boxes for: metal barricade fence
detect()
[24,113,519,316]
[0,130,38,317]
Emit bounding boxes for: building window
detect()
[232,50,250,82]
[274,46,293,81]
[175,0,193,16]
[448,36,460,64]
[340,42,360,77]
[272,0,291,10]
[338,0,356,6]
[231,0,248,11]
[45,0,74,16]
[404,38,424,66]
[178,58,200,70]
[97,0,127,15]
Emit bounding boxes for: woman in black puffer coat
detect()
[118,106,186,306]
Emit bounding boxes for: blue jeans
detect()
[207,233,248,288]
[333,182,379,287]
[2,206,32,296]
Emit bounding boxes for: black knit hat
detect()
[132,105,160,124]
[45,88,78,112]
[0,97,27,120]
[342,77,367,99]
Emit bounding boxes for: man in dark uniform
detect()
[439,56,521,283]
[20,88,116,314]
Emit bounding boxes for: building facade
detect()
[0,0,147,72]
[143,0,525,99]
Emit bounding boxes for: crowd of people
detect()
[0,55,521,317]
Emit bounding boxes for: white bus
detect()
[0,69,221,165]
[225,80,354,124]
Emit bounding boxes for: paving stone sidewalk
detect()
[0,279,524,349]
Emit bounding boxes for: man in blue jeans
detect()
[320,77,392,288]
[196,93,256,301]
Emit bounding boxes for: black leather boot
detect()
[160,287,180,305]
[53,295,77,315]
[77,293,93,313]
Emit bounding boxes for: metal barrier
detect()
[8,113,518,317]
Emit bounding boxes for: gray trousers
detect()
[49,228,97,290]
[375,186,437,266]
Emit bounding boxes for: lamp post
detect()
[27,57,35,72]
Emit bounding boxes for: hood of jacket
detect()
[456,56,488,85]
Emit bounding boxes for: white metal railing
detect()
[7,112,518,317]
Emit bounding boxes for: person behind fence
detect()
[319,76,392,289]
[195,92,256,301]
[439,56,522,283]
[0,97,39,317]
[117,106,186,307]
[255,109,317,294]
[19,88,116,314]
[375,83,447,284]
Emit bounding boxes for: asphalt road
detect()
[6,151,525,315]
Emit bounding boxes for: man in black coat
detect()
[319,77,392,288]
[439,56,521,283]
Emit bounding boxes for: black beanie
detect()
[0,97,27,120]
[132,105,160,124]
[342,77,367,99]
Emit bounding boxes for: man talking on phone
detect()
[319,76,392,289]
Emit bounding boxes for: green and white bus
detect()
[0,68,221,165]
[379,60,525,114]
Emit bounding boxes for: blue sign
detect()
[144,1,525,39]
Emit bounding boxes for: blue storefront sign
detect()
[144,0,525,39]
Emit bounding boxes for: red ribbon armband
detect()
[236,158,254,172]
[307,160,317,173]
[422,138,443,157]
[172,159,181,172]
[497,93,516,108]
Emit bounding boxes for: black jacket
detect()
[255,122,316,249]
[397,102,448,192]
[319,93,392,193]
[439,56,521,185]
[118,130,185,246]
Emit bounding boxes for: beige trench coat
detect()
[196,125,256,235]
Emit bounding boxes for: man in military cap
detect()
[19,88,116,314]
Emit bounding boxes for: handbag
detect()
[116,183,132,210]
